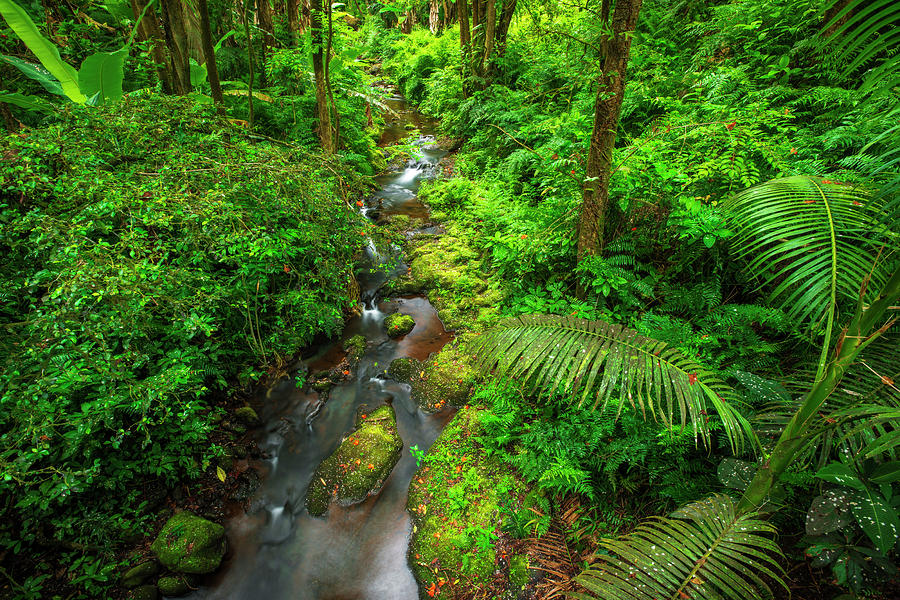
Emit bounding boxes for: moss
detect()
[508,554,531,592]
[397,223,506,332]
[407,406,530,598]
[343,334,367,363]
[233,406,260,426]
[387,344,475,412]
[157,574,195,597]
[306,405,403,516]
[387,357,422,382]
[129,585,158,600]
[384,312,416,337]
[121,561,158,588]
[150,512,225,575]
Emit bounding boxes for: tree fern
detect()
[574,495,786,600]
[722,176,893,353]
[467,314,755,452]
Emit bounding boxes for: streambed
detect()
[192,93,451,600]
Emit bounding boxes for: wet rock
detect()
[306,405,403,516]
[129,585,158,600]
[343,334,367,363]
[234,406,261,427]
[232,468,261,502]
[122,560,158,588]
[157,574,196,597]
[150,512,226,574]
[223,421,247,435]
[387,345,474,412]
[384,312,416,337]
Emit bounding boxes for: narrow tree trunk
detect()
[458,0,471,96]
[160,0,192,94]
[258,0,276,47]
[400,9,414,33]
[310,0,333,152]
[429,0,440,34]
[130,0,175,93]
[576,0,642,264]
[287,0,300,45]
[241,0,256,125]
[325,0,340,146]
[181,4,205,63]
[198,0,224,109]
[479,0,496,81]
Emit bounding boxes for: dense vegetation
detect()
[1,0,898,599]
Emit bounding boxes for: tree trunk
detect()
[576,0,642,264]
[258,0,276,47]
[325,0,340,146]
[130,0,175,93]
[479,0,496,79]
[198,0,224,108]
[241,0,256,126]
[458,0,471,96]
[429,0,440,34]
[287,0,300,44]
[310,0,333,153]
[400,9,414,33]
[160,0,192,94]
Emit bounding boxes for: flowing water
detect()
[192,93,450,600]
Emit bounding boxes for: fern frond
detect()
[468,314,755,452]
[575,495,786,600]
[723,176,892,334]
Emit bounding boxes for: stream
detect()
[192,93,451,600]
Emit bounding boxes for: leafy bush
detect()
[0,96,367,573]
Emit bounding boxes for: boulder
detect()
[157,574,195,597]
[387,344,474,412]
[150,512,226,574]
[129,585,158,600]
[384,312,415,337]
[306,405,403,516]
[343,334,367,363]
[233,406,260,426]
[122,560,158,588]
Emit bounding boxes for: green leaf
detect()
[849,488,900,555]
[468,314,756,452]
[575,495,786,600]
[815,463,866,490]
[870,461,900,485]
[0,0,86,103]
[189,58,207,87]
[78,50,126,105]
[0,55,65,96]
[0,90,55,113]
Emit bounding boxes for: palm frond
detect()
[467,314,755,452]
[574,495,786,600]
[822,0,900,217]
[838,404,900,458]
[723,176,892,336]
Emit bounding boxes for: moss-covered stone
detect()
[384,312,416,337]
[387,344,475,412]
[150,512,226,574]
[157,574,195,597]
[306,405,403,516]
[343,334,367,363]
[122,560,158,588]
[129,585,158,600]
[233,406,260,426]
[407,406,530,598]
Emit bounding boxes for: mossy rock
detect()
[343,334,367,363]
[407,406,530,598]
[150,512,226,575]
[233,406,260,426]
[387,345,474,412]
[157,574,196,597]
[129,585,158,600]
[122,560,158,588]
[306,405,403,516]
[384,312,416,337]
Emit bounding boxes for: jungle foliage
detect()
[1,0,899,598]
